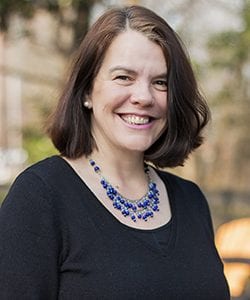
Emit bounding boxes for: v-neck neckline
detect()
[51,155,178,258]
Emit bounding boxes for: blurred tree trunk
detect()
[206,0,250,192]
[0,0,98,53]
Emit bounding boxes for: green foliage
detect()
[0,0,96,31]
[0,0,34,30]
[208,31,241,69]
[205,0,250,192]
[207,0,250,106]
[23,127,57,164]
[208,0,250,70]
[1,0,98,52]
[0,186,9,204]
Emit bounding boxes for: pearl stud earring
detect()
[84,101,91,108]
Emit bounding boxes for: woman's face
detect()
[88,29,168,156]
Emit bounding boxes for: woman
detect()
[0,5,230,299]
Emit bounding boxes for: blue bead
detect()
[89,160,95,166]
[94,166,100,172]
[148,191,154,198]
[101,180,108,189]
[89,157,160,222]
[149,182,156,189]
[107,186,117,195]
[152,205,158,211]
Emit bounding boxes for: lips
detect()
[120,114,152,125]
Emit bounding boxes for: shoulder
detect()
[0,157,66,238]
[9,155,71,192]
[1,157,55,204]
[156,169,203,196]
[1,156,68,210]
[23,155,68,179]
[156,168,214,235]
[156,169,211,216]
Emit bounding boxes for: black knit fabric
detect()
[0,156,230,299]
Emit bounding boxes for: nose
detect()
[130,81,154,106]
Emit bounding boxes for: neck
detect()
[88,151,150,200]
[87,151,150,201]
[90,148,145,182]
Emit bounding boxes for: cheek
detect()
[157,94,168,114]
[91,84,128,109]
[158,95,168,129]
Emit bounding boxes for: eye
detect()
[153,80,167,91]
[115,75,132,81]
[113,75,134,85]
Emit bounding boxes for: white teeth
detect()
[122,115,150,125]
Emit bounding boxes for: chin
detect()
[122,139,154,153]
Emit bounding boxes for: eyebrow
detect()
[109,66,136,75]
[109,66,167,78]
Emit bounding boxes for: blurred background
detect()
[0,0,250,298]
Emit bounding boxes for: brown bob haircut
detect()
[48,5,210,168]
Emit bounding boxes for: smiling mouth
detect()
[120,114,152,125]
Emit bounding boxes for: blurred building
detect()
[0,9,65,184]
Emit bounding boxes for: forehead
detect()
[100,29,167,73]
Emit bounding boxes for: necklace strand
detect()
[89,159,160,222]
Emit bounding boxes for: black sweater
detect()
[0,156,230,299]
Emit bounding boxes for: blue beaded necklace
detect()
[89,159,160,222]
